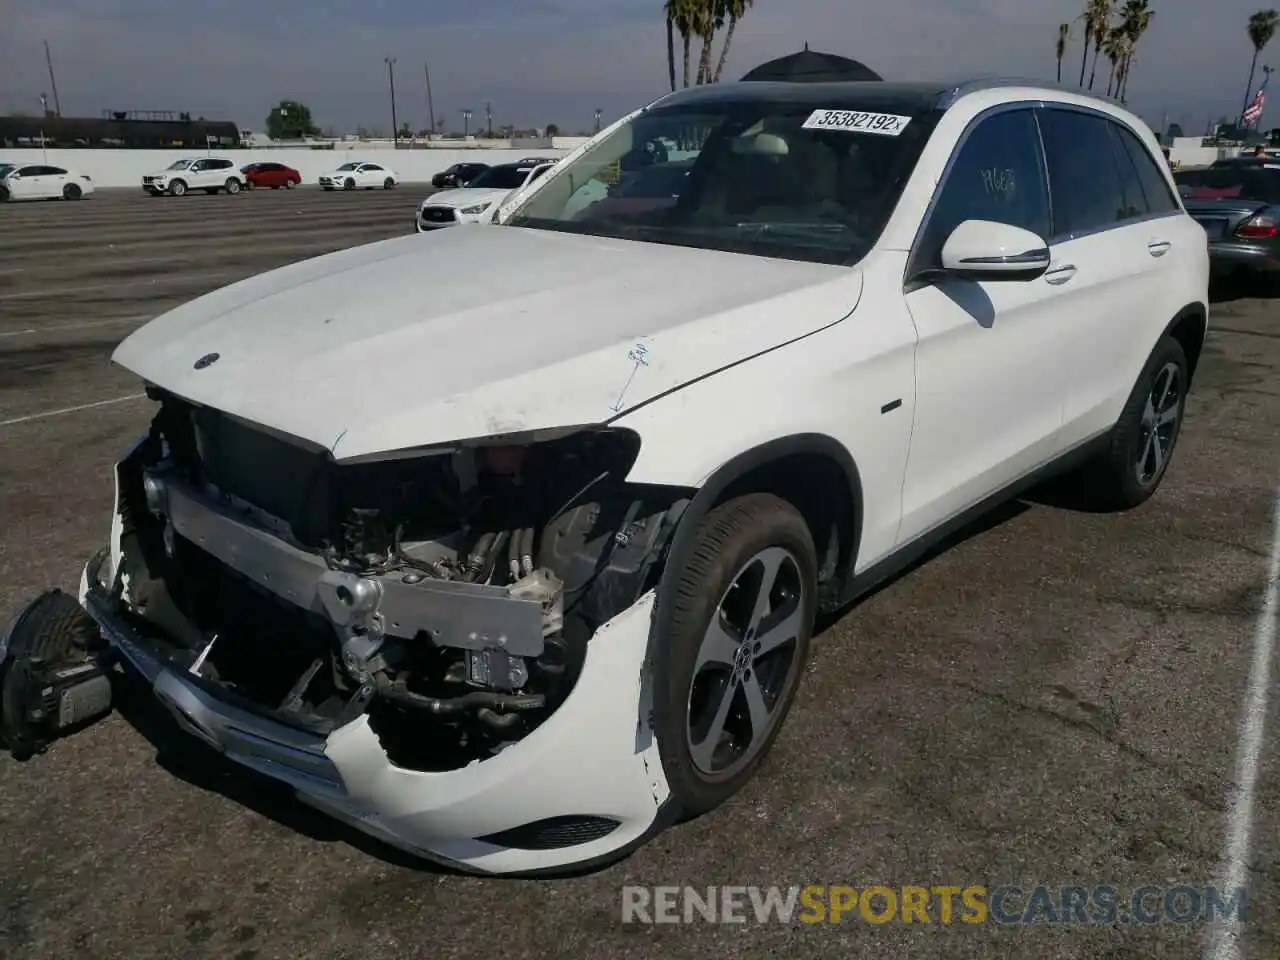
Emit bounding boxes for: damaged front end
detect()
[81,388,690,774]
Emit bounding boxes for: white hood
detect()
[112,227,859,460]
[424,187,511,209]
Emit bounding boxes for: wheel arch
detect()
[1163,301,1208,385]
[653,433,864,625]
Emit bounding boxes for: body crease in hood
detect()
[112,226,861,460]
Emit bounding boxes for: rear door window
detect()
[1037,107,1129,237]
[1110,123,1180,214]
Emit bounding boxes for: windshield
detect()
[1174,168,1280,203]
[504,96,936,265]
[469,165,534,189]
[336,162,360,171]
[0,163,12,178]
[166,159,193,170]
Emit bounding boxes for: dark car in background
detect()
[431,162,489,188]
[1175,165,1280,279]
[241,162,301,189]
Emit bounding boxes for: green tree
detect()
[546,123,561,136]
[1085,0,1115,89]
[711,0,754,82]
[1242,9,1280,125]
[266,100,320,140]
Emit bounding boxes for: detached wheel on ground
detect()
[61,183,82,200]
[653,492,817,817]
[1077,334,1189,510]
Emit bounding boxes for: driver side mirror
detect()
[939,219,1050,281]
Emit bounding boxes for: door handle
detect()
[1147,239,1171,257]
[1044,263,1077,284]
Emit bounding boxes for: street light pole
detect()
[485,100,492,138]
[38,94,48,162]
[385,57,399,147]
[424,61,436,139]
[461,108,472,138]
[594,109,602,134]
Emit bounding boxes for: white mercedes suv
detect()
[1,78,1208,877]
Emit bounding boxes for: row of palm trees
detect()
[1054,0,1153,102]
[664,0,754,90]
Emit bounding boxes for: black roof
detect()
[648,80,958,116]
[646,77,1114,116]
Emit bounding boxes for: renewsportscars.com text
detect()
[621,884,1248,925]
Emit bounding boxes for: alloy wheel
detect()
[1135,361,1182,486]
[686,545,806,779]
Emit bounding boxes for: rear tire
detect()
[285,179,296,190]
[62,183,82,200]
[1076,335,1189,510]
[653,493,817,817]
[224,178,241,194]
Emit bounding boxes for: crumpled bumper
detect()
[77,553,672,876]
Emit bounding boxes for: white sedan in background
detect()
[0,162,95,201]
[417,160,556,230]
[319,162,399,191]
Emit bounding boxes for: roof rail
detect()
[934,76,1113,110]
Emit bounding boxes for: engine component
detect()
[0,590,114,760]
[466,647,530,691]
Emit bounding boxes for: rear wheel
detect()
[224,178,241,194]
[169,179,187,196]
[285,178,296,190]
[62,183,82,200]
[654,493,817,816]
[1077,335,1189,510]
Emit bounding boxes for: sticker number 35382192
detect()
[801,109,912,136]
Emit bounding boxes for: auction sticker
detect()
[801,109,912,135]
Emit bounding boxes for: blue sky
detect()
[0,0,1271,134]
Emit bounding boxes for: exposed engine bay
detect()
[95,388,690,771]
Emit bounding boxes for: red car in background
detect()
[241,161,302,189]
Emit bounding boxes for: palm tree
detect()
[694,0,724,84]
[1057,23,1071,82]
[1103,26,1126,96]
[1116,0,1153,103]
[665,0,698,87]
[712,0,753,83]
[1086,0,1114,89]
[1242,10,1280,126]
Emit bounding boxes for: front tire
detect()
[343,177,355,191]
[653,493,817,817]
[383,177,396,189]
[168,179,187,197]
[1078,335,1189,510]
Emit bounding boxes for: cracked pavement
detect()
[1,189,1279,959]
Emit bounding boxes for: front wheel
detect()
[168,179,187,197]
[343,177,355,191]
[383,177,396,190]
[1077,335,1189,510]
[653,492,817,817]
[224,178,241,194]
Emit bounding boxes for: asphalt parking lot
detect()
[1,187,1279,960]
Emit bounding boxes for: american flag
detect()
[1243,87,1267,126]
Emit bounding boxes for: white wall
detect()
[1167,137,1224,170]
[0,147,573,188]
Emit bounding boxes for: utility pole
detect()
[385,57,398,147]
[44,41,61,116]
[484,100,492,138]
[38,94,48,162]
[423,61,436,140]
[594,108,602,134]
[461,108,473,138]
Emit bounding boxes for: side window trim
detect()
[1038,103,1180,244]
[904,100,1049,289]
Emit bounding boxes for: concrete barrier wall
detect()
[0,147,574,188]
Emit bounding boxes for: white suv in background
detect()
[142,157,245,196]
[417,160,556,230]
